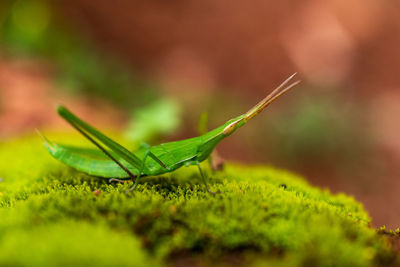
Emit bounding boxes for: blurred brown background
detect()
[1,0,400,228]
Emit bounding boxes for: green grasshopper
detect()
[39,73,300,194]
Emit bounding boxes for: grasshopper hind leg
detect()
[196,163,221,195]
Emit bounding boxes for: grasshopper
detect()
[39,73,300,194]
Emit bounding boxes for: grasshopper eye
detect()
[223,122,236,135]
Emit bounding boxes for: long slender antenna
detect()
[263,72,297,101]
[246,72,297,117]
[245,73,300,121]
[260,80,301,110]
[222,75,300,135]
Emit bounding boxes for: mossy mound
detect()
[0,134,398,266]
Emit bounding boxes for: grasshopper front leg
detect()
[125,150,168,194]
[196,163,221,195]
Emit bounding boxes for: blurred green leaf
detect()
[124,99,182,144]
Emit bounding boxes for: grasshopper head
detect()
[222,116,246,135]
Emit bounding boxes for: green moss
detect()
[0,134,398,266]
[0,221,150,267]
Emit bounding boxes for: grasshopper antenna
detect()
[222,74,300,135]
[245,73,300,121]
